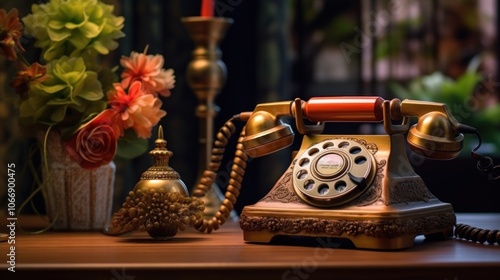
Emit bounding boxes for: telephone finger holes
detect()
[299,158,310,167]
[304,180,315,191]
[297,169,308,180]
[318,184,329,195]
[308,148,320,156]
[349,146,362,154]
[322,142,334,149]
[335,181,347,192]
[354,156,367,165]
[292,138,376,207]
[338,141,350,148]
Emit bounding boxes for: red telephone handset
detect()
[302,96,385,122]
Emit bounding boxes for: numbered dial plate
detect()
[292,139,376,207]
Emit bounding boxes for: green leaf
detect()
[477,106,500,125]
[77,72,104,101]
[47,98,73,105]
[68,29,91,50]
[48,20,65,30]
[59,126,79,141]
[91,40,110,55]
[64,71,86,85]
[80,100,107,119]
[454,72,480,100]
[37,83,67,94]
[41,41,65,62]
[47,26,71,41]
[51,105,68,123]
[116,130,149,159]
[79,21,102,38]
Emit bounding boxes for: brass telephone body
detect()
[106,97,496,245]
[239,97,459,250]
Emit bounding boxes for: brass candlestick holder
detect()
[182,16,236,218]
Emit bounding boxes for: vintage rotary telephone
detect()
[188,96,499,250]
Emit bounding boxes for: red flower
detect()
[107,81,166,138]
[0,8,25,61]
[65,109,118,170]
[120,47,175,97]
[9,62,49,97]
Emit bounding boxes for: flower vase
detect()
[37,130,116,231]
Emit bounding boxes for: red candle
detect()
[201,0,214,17]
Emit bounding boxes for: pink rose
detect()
[65,110,118,170]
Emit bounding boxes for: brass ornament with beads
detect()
[106,126,205,240]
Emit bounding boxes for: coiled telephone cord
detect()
[455,125,499,245]
[459,124,500,180]
[454,224,500,245]
[192,120,500,240]
[192,115,249,233]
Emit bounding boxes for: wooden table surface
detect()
[1,213,499,280]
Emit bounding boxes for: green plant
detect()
[1,1,175,169]
[390,58,500,155]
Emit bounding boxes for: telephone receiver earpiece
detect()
[241,101,295,158]
[406,111,464,160]
[389,99,499,179]
[400,100,464,160]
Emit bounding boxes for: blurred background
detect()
[1,0,499,217]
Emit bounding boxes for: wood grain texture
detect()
[1,214,499,280]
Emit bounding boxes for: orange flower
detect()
[9,62,49,96]
[107,81,166,138]
[64,109,118,170]
[120,47,175,97]
[0,8,25,61]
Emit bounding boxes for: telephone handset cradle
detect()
[239,97,458,250]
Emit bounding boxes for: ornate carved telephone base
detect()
[176,96,484,249]
[240,134,456,250]
[234,96,464,250]
[107,95,497,248]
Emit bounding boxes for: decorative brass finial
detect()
[141,125,177,179]
[106,126,205,240]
